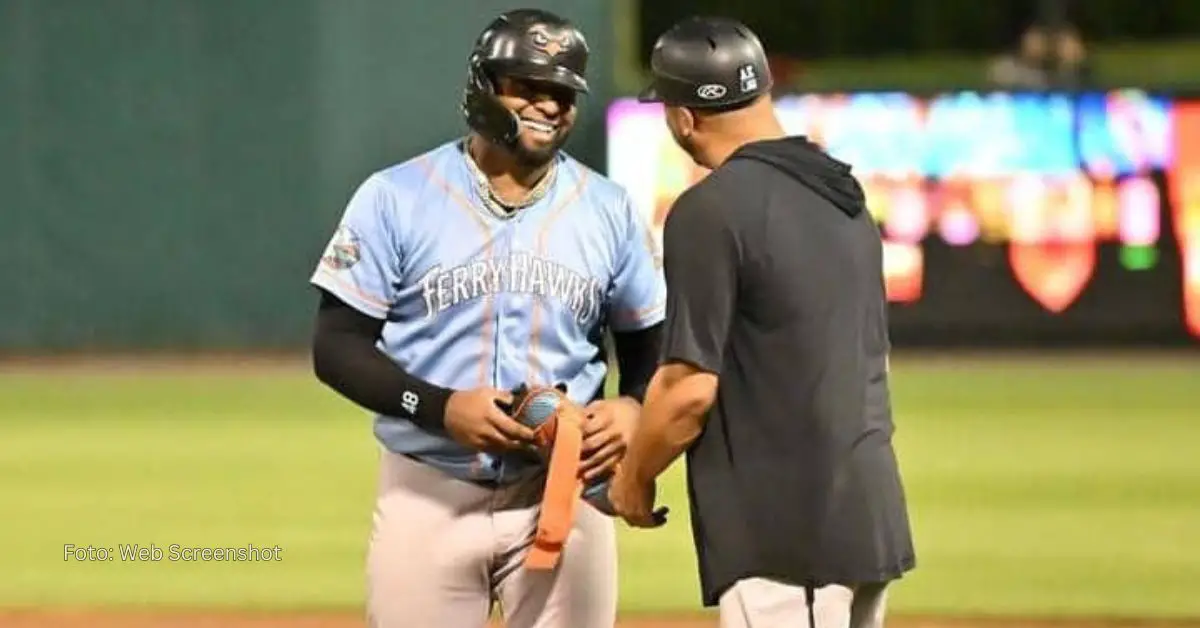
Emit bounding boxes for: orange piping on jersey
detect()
[614,301,666,328]
[313,267,393,312]
[526,294,544,385]
[525,168,590,386]
[633,197,663,269]
[612,195,665,327]
[416,155,497,387]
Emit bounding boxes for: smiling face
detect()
[493,75,579,168]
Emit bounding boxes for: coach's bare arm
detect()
[634,362,717,485]
[608,173,738,529]
[608,362,716,527]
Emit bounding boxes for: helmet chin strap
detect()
[487,104,522,148]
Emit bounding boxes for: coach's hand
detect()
[444,388,536,453]
[579,397,639,481]
[608,467,668,529]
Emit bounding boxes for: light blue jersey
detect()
[310,140,665,484]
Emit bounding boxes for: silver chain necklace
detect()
[462,139,557,219]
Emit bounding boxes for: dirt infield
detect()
[1,611,1198,628]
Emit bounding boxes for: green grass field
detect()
[1,355,1197,620]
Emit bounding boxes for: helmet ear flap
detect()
[468,53,495,95]
[462,55,521,147]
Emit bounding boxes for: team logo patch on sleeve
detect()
[320,225,361,271]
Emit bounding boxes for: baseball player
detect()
[609,16,916,628]
[308,8,664,628]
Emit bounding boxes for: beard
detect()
[509,127,571,168]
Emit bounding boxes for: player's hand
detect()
[607,466,668,529]
[579,397,639,482]
[444,388,536,453]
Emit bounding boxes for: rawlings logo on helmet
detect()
[528,24,573,56]
[696,83,728,100]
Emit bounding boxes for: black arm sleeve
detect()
[311,289,453,430]
[612,322,662,403]
[660,186,740,375]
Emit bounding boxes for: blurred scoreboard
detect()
[606,90,1200,347]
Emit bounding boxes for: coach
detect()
[607,15,917,628]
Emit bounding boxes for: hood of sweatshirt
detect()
[728,135,865,218]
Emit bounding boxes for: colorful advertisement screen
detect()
[606,90,1200,347]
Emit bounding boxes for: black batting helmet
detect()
[638,16,772,110]
[461,9,590,147]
